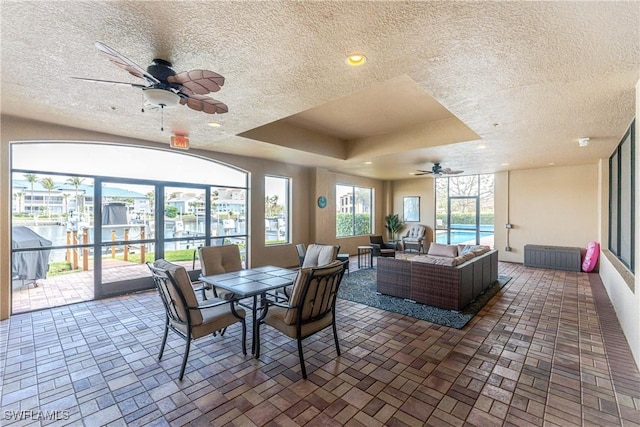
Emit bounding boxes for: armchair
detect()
[369,235,396,257]
[402,224,427,253]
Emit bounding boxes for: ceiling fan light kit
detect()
[143,88,180,108]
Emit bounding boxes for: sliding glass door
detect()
[11,142,248,313]
[436,174,494,246]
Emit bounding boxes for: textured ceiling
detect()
[1,1,638,180]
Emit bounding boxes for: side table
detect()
[357,246,373,269]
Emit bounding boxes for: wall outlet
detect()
[505,246,511,252]
[505,223,512,229]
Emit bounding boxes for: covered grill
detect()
[12,226,52,288]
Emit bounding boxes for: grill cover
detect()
[11,226,52,281]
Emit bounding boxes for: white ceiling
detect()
[1,1,638,180]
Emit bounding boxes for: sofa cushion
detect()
[458,244,491,256]
[411,255,458,266]
[428,242,458,258]
[455,252,476,264]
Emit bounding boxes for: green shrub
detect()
[164,206,178,218]
[337,213,371,236]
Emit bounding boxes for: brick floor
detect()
[1,262,639,426]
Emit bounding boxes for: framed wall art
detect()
[403,196,420,222]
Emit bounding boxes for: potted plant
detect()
[384,214,405,244]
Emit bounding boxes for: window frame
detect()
[608,119,635,272]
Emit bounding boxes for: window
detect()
[609,120,635,272]
[336,184,372,237]
[265,176,290,245]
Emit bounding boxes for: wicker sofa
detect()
[377,243,498,311]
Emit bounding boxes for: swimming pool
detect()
[435,230,494,245]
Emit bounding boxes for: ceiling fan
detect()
[73,41,228,116]
[414,162,463,177]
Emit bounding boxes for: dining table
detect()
[199,265,298,355]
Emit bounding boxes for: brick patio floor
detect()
[1,261,639,426]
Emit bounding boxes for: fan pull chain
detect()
[160,105,164,132]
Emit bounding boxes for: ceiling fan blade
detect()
[413,170,433,176]
[95,41,160,84]
[179,93,228,114]
[71,77,147,88]
[443,169,464,175]
[168,70,225,95]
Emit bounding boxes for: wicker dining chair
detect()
[148,259,246,380]
[255,259,347,379]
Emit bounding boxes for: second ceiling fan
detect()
[414,162,463,177]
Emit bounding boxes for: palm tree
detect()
[24,173,38,216]
[62,193,70,216]
[66,176,85,212]
[265,195,280,217]
[40,177,56,216]
[15,192,24,213]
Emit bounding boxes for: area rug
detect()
[337,268,512,329]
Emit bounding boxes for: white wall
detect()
[498,164,598,263]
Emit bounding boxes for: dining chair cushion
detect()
[154,259,203,325]
[284,260,343,324]
[199,245,242,274]
[301,244,338,268]
[199,245,243,299]
[171,299,246,339]
[264,305,333,338]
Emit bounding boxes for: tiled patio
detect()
[1,262,639,426]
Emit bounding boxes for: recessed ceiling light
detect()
[548,162,556,165]
[208,122,221,128]
[477,144,486,149]
[364,161,372,165]
[501,163,509,166]
[345,53,367,66]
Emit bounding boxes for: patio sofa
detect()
[376,243,498,311]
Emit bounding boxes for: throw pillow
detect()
[427,242,458,258]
